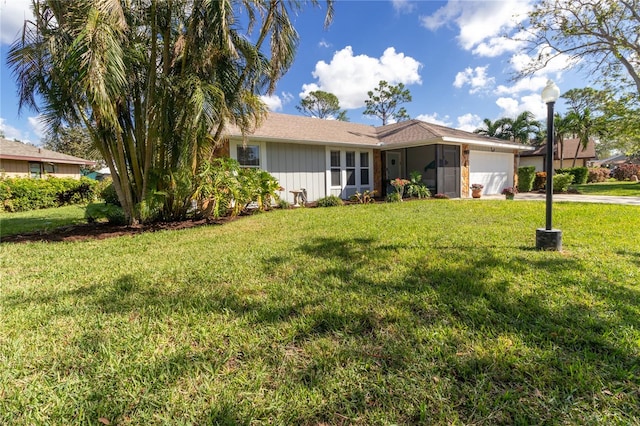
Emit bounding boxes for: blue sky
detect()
[0,0,586,145]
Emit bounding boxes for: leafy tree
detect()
[522,0,640,97]
[363,80,411,125]
[552,112,578,168]
[8,0,333,224]
[296,90,348,121]
[42,126,102,165]
[505,111,542,145]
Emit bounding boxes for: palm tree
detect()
[505,111,541,145]
[552,112,577,168]
[8,0,333,224]
[473,118,511,139]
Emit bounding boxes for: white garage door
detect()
[469,151,513,195]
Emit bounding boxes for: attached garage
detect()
[469,150,514,195]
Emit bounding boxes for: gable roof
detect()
[0,138,96,166]
[226,112,534,151]
[520,138,597,160]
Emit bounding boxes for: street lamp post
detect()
[536,80,562,251]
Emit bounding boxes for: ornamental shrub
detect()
[611,164,640,181]
[556,167,588,185]
[0,177,98,212]
[587,168,610,183]
[533,172,546,191]
[553,173,574,193]
[517,166,536,192]
[85,203,126,225]
[317,195,344,207]
[100,178,121,205]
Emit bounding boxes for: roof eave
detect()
[0,154,96,165]
[227,134,383,149]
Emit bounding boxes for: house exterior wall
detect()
[519,156,589,172]
[265,142,326,203]
[0,159,82,179]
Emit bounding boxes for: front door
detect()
[437,145,460,198]
[386,151,401,181]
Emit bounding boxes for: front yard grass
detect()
[1,200,639,424]
[0,204,88,238]
[571,180,640,196]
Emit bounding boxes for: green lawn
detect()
[571,180,640,196]
[1,201,639,425]
[0,204,89,238]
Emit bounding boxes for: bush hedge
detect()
[0,177,98,212]
[553,173,574,193]
[317,195,344,207]
[533,172,547,191]
[611,164,640,181]
[555,167,588,185]
[517,166,536,192]
[587,168,610,183]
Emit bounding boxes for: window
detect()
[330,150,341,186]
[44,163,55,174]
[237,145,260,167]
[360,152,370,185]
[346,151,355,186]
[29,162,41,179]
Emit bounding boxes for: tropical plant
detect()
[473,118,511,139]
[7,0,333,225]
[350,190,377,204]
[504,111,541,145]
[363,81,412,125]
[405,171,431,198]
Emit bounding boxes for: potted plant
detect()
[501,186,518,200]
[470,183,484,198]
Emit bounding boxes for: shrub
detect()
[317,195,344,207]
[0,177,98,212]
[100,179,121,206]
[533,172,546,191]
[611,164,640,181]
[556,167,588,185]
[350,190,377,204]
[517,166,536,192]
[385,192,402,203]
[553,173,574,193]
[405,171,431,199]
[85,203,126,225]
[587,168,610,183]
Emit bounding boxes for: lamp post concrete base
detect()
[536,228,562,251]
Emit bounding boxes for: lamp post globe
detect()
[536,80,563,251]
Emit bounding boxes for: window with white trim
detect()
[346,151,356,186]
[330,150,341,186]
[237,145,260,167]
[360,152,369,185]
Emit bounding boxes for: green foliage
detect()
[587,167,610,183]
[385,192,402,202]
[363,80,411,125]
[84,203,126,225]
[553,173,574,192]
[42,125,102,165]
[316,194,344,207]
[194,158,282,218]
[611,164,640,181]
[350,190,377,204]
[99,179,121,206]
[517,166,536,192]
[405,171,431,198]
[0,177,98,212]
[555,167,589,185]
[296,90,348,121]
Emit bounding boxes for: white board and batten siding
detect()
[265,142,326,203]
[469,150,514,195]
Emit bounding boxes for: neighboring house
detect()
[519,138,597,171]
[0,138,96,179]
[591,153,640,168]
[225,112,534,201]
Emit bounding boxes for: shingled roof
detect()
[226,112,534,151]
[520,138,596,160]
[0,138,96,166]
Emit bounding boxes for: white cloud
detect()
[453,66,494,94]
[456,113,483,132]
[260,92,293,112]
[318,39,330,48]
[495,76,547,96]
[420,0,533,53]
[301,46,422,109]
[0,118,23,140]
[496,94,546,120]
[28,115,47,139]
[415,113,452,126]
[0,0,33,45]
[391,0,416,14]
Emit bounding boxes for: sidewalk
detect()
[479,193,640,206]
